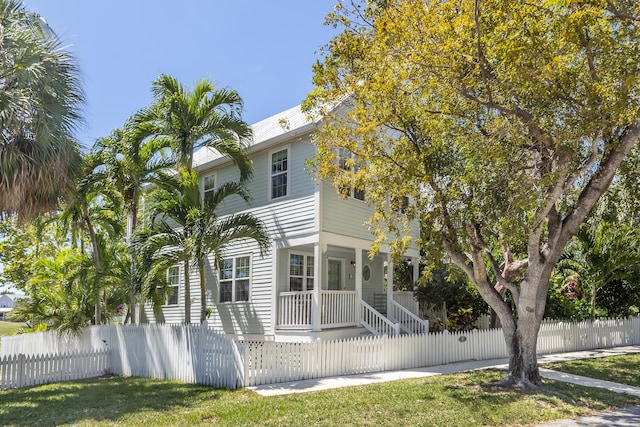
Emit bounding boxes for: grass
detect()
[0,321,28,336]
[1,369,639,427]
[543,352,640,387]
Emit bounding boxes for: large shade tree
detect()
[0,0,83,221]
[306,0,640,387]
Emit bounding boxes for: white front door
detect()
[328,259,343,290]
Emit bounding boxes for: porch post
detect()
[387,253,394,317]
[412,257,420,289]
[355,248,363,321]
[312,243,323,332]
[270,241,279,334]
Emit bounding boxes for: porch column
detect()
[355,248,363,320]
[312,243,323,332]
[387,254,394,317]
[412,257,420,289]
[270,241,279,334]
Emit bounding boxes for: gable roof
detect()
[192,104,317,169]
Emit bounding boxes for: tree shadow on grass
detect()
[0,375,236,426]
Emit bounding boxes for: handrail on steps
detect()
[389,299,429,334]
[360,300,400,336]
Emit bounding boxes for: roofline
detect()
[196,121,318,172]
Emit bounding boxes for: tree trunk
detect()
[199,262,207,324]
[183,260,191,324]
[502,311,543,386]
[83,205,102,325]
[128,203,138,325]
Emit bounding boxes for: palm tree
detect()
[93,113,175,323]
[555,220,640,320]
[0,0,83,221]
[60,153,124,324]
[140,170,269,323]
[149,74,253,178]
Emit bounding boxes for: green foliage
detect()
[0,0,83,221]
[550,184,640,320]
[415,262,488,332]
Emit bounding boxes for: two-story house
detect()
[141,104,426,341]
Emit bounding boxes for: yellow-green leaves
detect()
[307,0,640,262]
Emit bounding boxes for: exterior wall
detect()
[361,253,385,306]
[321,180,420,250]
[142,137,319,336]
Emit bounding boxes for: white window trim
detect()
[337,148,365,201]
[202,172,217,205]
[268,145,290,201]
[218,254,253,304]
[288,251,315,292]
[162,265,180,306]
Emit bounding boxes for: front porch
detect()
[276,290,427,336]
[272,237,427,336]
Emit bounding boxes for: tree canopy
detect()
[0,0,83,221]
[306,0,640,387]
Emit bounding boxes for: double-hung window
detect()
[338,148,365,201]
[289,253,314,291]
[219,255,251,303]
[270,147,288,199]
[163,265,180,306]
[203,173,216,206]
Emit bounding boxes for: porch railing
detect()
[389,300,429,334]
[360,300,400,336]
[278,291,312,328]
[321,290,358,327]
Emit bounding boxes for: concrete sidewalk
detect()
[249,345,640,396]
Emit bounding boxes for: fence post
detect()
[17,353,25,388]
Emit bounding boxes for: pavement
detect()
[248,345,640,426]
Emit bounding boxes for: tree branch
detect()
[556,121,640,258]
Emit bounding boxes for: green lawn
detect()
[1,369,638,427]
[0,321,28,336]
[543,352,640,387]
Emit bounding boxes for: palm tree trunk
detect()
[199,262,207,324]
[183,260,191,324]
[83,204,102,325]
[128,201,138,324]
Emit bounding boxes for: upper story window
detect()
[289,252,314,292]
[203,173,216,206]
[270,147,288,200]
[338,148,365,201]
[162,265,180,306]
[219,255,251,303]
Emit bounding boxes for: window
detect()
[203,173,216,206]
[270,147,288,199]
[289,253,314,291]
[338,148,365,201]
[161,265,179,306]
[219,255,251,303]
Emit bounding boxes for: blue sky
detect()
[23,1,338,149]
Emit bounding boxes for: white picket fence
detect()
[1,324,243,389]
[0,349,109,390]
[2,317,639,389]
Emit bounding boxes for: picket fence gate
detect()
[0,349,109,390]
[1,317,639,389]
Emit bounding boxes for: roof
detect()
[0,294,26,301]
[192,104,317,168]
